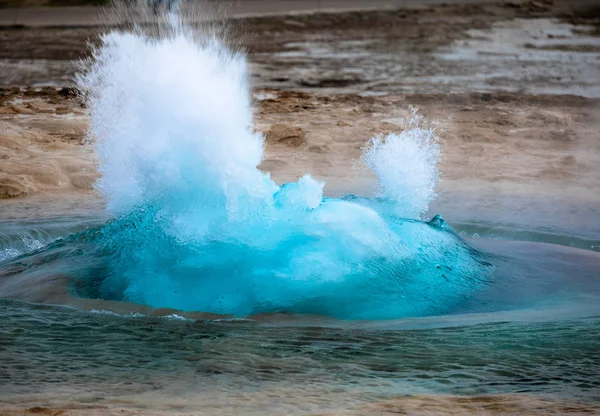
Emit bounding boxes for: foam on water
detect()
[0,6,490,319]
[0,236,44,262]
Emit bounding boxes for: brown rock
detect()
[25,102,55,114]
[0,177,27,198]
[265,124,306,147]
[54,106,72,115]
[0,106,17,115]
[8,105,34,115]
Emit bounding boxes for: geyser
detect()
[0,4,491,320]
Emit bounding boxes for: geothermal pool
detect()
[1,5,599,415]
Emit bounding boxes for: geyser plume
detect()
[363,110,441,219]
[79,4,268,222]
[69,3,489,319]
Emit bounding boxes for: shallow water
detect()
[1,296,599,414]
[253,17,600,97]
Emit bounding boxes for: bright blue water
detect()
[0,201,490,319]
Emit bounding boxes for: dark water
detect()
[1,298,599,412]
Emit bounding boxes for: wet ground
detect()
[1,1,599,93]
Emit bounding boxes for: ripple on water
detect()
[0,299,599,415]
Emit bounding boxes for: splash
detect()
[52,6,491,319]
[362,110,440,219]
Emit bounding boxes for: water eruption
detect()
[1,2,492,320]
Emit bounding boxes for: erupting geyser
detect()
[2,4,491,320]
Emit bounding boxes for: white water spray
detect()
[363,110,440,218]
[79,6,439,222]
[70,4,484,319]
